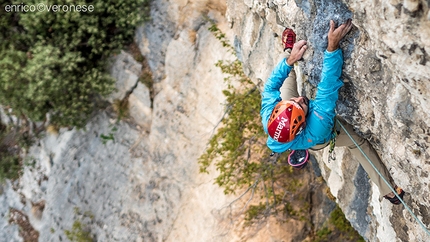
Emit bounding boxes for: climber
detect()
[260,19,405,205]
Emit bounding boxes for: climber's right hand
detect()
[327,19,353,52]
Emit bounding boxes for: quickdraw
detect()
[328,137,336,162]
[328,118,338,162]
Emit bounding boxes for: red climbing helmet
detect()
[267,101,305,143]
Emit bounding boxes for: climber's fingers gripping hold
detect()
[287,40,307,66]
[335,19,353,38]
[295,40,308,56]
[327,19,353,52]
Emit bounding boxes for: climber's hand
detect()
[287,40,307,66]
[327,19,353,52]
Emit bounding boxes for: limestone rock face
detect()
[108,50,152,131]
[226,0,430,241]
[108,51,142,103]
[1,0,429,241]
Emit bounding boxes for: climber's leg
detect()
[278,28,299,101]
[334,119,395,197]
[280,68,299,100]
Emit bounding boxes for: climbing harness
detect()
[336,120,430,237]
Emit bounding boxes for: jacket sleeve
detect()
[260,58,293,133]
[313,49,344,115]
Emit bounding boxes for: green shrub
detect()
[329,206,364,240]
[199,24,304,224]
[64,221,93,242]
[314,206,365,242]
[0,155,21,182]
[64,208,95,242]
[0,0,150,127]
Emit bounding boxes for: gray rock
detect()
[227,0,430,241]
[108,51,142,103]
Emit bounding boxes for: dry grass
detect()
[206,0,227,15]
[112,98,129,120]
[46,125,59,136]
[325,187,336,201]
[189,29,198,44]
[138,55,155,106]
[31,200,46,220]
[194,0,227,15]
[127,41,144,63]
[178,0,227,29]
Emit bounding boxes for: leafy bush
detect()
[64,208,95,242]
[0,155,21,182]
[314,206,365,242]
[0,0,150,127]
[64,221,93,242]
[199,24,304,224]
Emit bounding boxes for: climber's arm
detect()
[313,49,344,114]
[260,59,293,132]
[261,40,308,132]
[313,19,352,114]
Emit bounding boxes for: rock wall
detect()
[226,0,430,241]
[1,0,429,241]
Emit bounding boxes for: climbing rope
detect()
[336,120,430,238]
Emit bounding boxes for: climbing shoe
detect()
[384,187,405,205]
[282,28,296,51]
[288,149,309,170]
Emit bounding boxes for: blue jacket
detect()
[260,49,344,153]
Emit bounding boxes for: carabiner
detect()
[328,150,336,162]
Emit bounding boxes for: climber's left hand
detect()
[287,40,307,66]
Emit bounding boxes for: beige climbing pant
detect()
[280,62,394,197]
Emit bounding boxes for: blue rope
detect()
[336,120,430,238]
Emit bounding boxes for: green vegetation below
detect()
[315,206,365,242]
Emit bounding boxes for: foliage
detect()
[0,0,150,127]
[0,155,21,183]
[199,23,304,224]
[199,23,266,192]
[208,24,235,54]
[315,206,365,242]
[100,126,117,145]
[0,122,32,183]
[112,98,129,120]
[64,207,95,242]
[329,206,364,240]
[64,221,93,242]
